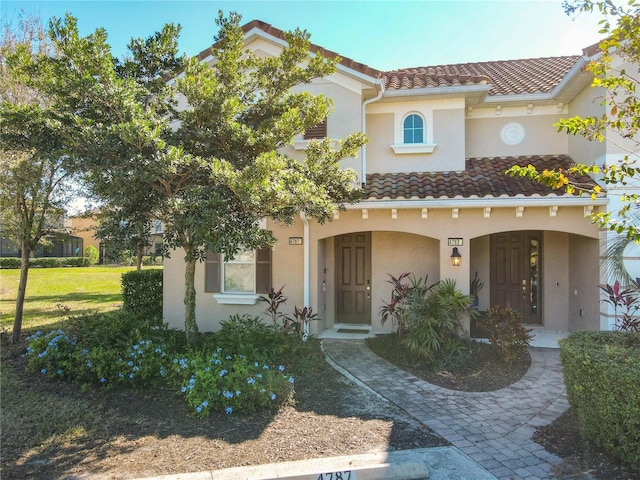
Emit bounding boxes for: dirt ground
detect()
[1,354,446,480]
[2,343,637,480]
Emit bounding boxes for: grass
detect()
[0,266,161,333]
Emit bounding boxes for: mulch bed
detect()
[2,338,637,480]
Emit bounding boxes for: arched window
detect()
[403,114,424,144]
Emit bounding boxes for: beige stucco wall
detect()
[466,113,568,158]
[70,216,100,251]
[162,204,601,333]
[365,99,466,173]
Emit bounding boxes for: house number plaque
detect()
[448,238,463,246]
[289,237,303,245]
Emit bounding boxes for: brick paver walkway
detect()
[322,339,569,480]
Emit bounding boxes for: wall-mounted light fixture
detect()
[451,247,461,266]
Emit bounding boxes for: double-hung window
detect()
[205,248,272,304]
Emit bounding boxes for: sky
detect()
[1,0,609,71]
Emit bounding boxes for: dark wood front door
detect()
[491,231,542,324]
[336,232,372,324]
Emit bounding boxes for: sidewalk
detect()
[322,339,569,480]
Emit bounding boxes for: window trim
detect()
[391,111,437,154]
[205,248,271,305]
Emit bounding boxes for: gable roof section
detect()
[381,57,582,96]
[365,155,598,200]
[197,19,383,81]
[198,20,585,98]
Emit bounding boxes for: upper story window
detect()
[403,114,424,143]
[205,248,272,304]
[391,111,437,154]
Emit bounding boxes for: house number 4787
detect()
[317,472,353,480]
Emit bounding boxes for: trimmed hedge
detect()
[0,257,90,268]
[559,331,640,470]
[121,269,163,325]
[0,258,21,269]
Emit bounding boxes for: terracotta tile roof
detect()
[365,155,598,200]
[198,19,383,81]
[200,20,584,97]
[381,57,582,96]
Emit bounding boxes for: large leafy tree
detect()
[14,12,364,344]
[0,14,77,343]
[507,0,640,240]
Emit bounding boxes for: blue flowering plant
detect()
[24,330,79,380]
[114,339,172,387]
[176,349,294,416]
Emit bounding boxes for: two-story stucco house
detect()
[163,19,633,337]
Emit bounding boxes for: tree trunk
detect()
[136,244,144,271]
[12,245,31,343]
[184,256,199,345]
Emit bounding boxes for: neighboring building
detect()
[164,20,635,335]
[69,214,164,263]
[0,219,83,258]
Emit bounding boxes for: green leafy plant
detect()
[559,331,640,470]
[175,349,294,416]
[121,269,163,325]
[213,314,286,362]
[477,305,533,364]
[24,329,79,380]
[84,245,99,265]
[402,278,472,360]
[470,271,484,309]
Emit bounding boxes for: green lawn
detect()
[0,266,162,333]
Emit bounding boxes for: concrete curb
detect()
[131,447,497,480]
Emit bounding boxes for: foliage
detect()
[121,269,163,325]
[22,307,309,415]
[470,271,484,308]
[477,305,533,364]
[288,306,319,340]
[0,14,77,342]
[175,350,294,416]
[211,314,288,362]
[600,279,640,331]
[9,12,365,344]
[380,274,474,360]
[0,257,92,268]
[402,278,473,360]
[379,272,412,336]
[260,285,290,325]
[507,1,640,241]
[0,257,22,268]
[84,245,99,265]
[559,331,640,470]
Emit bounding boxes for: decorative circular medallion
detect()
[501,122,526,145]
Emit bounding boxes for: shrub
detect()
[0,257,21,269]
[381,275,473,360]
[24,330,79,380]
[121,269,163,325]
[175,349,294,416]
[212,314,287,362]
[559,331,640,470]
[30,257,62,268]
[84,245,99,265]
[477,305,533,364]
